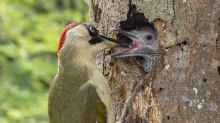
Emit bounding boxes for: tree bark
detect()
[90,0,220,123]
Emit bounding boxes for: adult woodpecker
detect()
[112,24,160,72]
[48,22,124,123]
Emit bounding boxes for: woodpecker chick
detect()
[112,25,160,72]
[49,22,120,123]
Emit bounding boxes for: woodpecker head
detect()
[57,21,122,64]
[112,25,160,58]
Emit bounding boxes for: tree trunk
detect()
[89,0,220,123]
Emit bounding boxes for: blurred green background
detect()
[0,0,88,123]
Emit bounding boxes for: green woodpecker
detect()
[48,22,122,123]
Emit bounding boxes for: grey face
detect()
[118,29,158,50]
[111,28,160,72]
[112,28,159,58]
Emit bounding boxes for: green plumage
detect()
[48,26,114,123]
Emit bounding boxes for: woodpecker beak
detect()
[97,34,134,48]
[83,24,118,45]
[97,35,119,44]
[90,33,124,49]
[111,30,160,58]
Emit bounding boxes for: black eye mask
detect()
[86,25,103,44]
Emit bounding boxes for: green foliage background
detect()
[0,0,88,123]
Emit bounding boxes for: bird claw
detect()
[142,55,156,73]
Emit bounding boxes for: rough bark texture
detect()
[90,0,220,123]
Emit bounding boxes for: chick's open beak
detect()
[111,30,160,58]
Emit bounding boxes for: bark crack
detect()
[171,0,176,25]
[118,80,144,123]
[171,0,178,43]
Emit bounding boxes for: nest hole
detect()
[116,4,157,47]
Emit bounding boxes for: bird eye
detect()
[146,34,153,40]
[88,25,98,36]
[89,26,94,32]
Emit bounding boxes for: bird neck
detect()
[58,47,101,89]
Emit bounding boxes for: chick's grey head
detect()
[123,28,158,50]
[111,25,160,73]
[112,26,159,58]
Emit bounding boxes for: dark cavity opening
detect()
[116,4,157,46]
[217,66,220,75]
[159,87,164,92]
[203,78,207,83]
